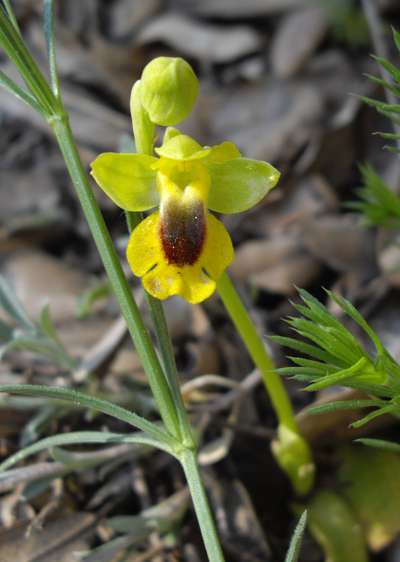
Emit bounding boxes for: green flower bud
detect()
[140,57,199,126]
[272,424,315,496]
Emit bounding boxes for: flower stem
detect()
[51,115,180,440]
[180,450,226,562]
[51,115,225,561]
[217,272,297,431]
[217,273,314,495]
[125,211,194,447]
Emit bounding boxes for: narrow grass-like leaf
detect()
[0,384,177,447]
[43,0,60,98]
[1,0,21,34]
[364,73,400,97]
[384,144,400,153]
[351,165,400,227]
[356,438,400,452]
[0,430,172,472]
[0,275,35,329]
[289,357,337,372]
[393,27,400,53]
[307,399,385,416]
[371,55,400,83]
[0,70,44,113]
[354,382,396,398]
[378,131,400,140]
[380,112,400,125]
[360,95,400,114]
[351,404,397,428]
[271,335,341,365]
[285,511,307,562]
[289,320,361,364]
[0,7,55,114]
[278,367,323,379]
[0,336,73,370]
[304,357,369,391]
[297,289,349,333]
[327,290,384,353]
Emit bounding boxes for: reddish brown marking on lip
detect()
[160,199,206,266]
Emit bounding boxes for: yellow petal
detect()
[201,214,234,280]
[143,263,183,300]
[180,266,216,304]
[126,212,162,276]
[143,262,215,304]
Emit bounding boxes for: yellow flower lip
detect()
[159,197,206,267]
[127,211,234,304]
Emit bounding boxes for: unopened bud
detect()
[140,57,199,126]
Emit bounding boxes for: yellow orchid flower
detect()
[91,127,280,304]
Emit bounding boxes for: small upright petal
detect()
[155,132,210,161]
[207,158,280,214]
[91,153,159,211]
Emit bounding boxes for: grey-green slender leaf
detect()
[1,0,22,34]
[0,69,44,113]
[43,0,61,98]
[285,511,307,562]
[0,275,35,329]
[307,399,384,416]
[0,430,171,472]
[356,438,400,452]
[0,384,177,448]
[0,7,55,114]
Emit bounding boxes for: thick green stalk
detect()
[181,450,226,562]
[217,272,297,431]
[51,116,179,439]
[217,273,314,495]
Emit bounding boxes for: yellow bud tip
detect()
[140,57,199,127]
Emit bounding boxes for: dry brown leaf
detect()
[0,512,95,562]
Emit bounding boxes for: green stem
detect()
[125,211,194,447]
[217,272,298,432]
[181,450,226,562]
[51,116,180,440]
[217,273,315,496]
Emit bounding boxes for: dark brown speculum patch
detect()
[160,198,206,266]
